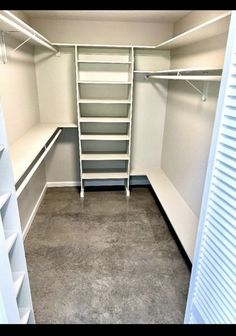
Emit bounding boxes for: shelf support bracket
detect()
[178,72,207,101]
[0,32,7,64]
[12,36,32,53]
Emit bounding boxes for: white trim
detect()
[22,183,47,240]
[46,181,80,188]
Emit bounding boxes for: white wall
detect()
[0,35,40,145]
[30,18,173,46]
[34,47,77,123]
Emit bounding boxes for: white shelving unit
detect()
[75,46,134,197]
[0,107,35,324]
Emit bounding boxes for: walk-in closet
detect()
[0,10,235,324]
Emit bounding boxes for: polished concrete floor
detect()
[24,187,190,324]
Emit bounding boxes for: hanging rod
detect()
[0,12,58,53]
[145,75,221,81]
[145,71,216,101]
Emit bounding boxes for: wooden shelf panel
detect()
[82,171,128,179]
[0,192,11,210]
[9,123,77,183]
[81,153,129,160]
[147,168,198,261]
[5,231,18,253]
[78,80,132,84]
[80,134,129,141]
[78,99,131,104]
[156,12,231,50]
[19,308,31,324]
[78,60,132,64]
[13,272,24,298]
[79,117,130,123]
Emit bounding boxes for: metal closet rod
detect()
[0,12,57,52]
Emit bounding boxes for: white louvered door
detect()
[184,11,236,324]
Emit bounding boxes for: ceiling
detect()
[23,10,191,23]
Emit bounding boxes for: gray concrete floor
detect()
[24,187,190,324]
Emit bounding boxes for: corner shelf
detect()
[0,10,57,52]
[0,192,11,210]
[155,11,231,49]
[5,231,18,253]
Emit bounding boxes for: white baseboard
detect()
[47,181,80,187]
[22,183,48,240]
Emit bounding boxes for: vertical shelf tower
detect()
[75,46,134,197]
[0,107,35,324]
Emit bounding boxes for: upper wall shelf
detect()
[156,11,231,50]
[0,10,57,52]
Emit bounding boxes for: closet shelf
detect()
[78,81,132,84]
[81,153,129,160]
[0,192,11,210]
[79,117,130,123]
[78,99,131,104]
[5,231,18,253]
[13,272,25,297]
[0,10,57,52]
[82,171,128,179]
[77,60,132,64]
[80,134,130,141]
[142,68,222,81]
[0,144,4,152]
[19,308,31,324]
[10,123,76,184]
[155,11,231,49]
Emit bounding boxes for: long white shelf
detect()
[81,153,129,160]
[5,231,18,253]
[13,272,24,297]
[147,168,198,261]
[77,60,132,64]
[80,134,130,141]
[79,117,130,123]
[82,172,128,179]
[0,192,11,210]
[78,99,131,104]
[147,75,221,81]
[78,80,132,85]
[156,11,231,49]
[10,123,77,184]
[146,67,222,74]
[19,308,31,324]
[0,11,57,52]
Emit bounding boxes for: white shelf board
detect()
[0,11,57,52]
[156,11,231,49]
[79,117,130,123]
[78,99,131,104]
[5,231,17,253]
[82,172,128,179]
[9,123,76,183]
[13,272,24,298]
[0,144,4,152]
[81,153,129,160]
[78,80,132,84]
[19,308,31,324]
[77,60,132,64]
[134,70,162,74]
[147,67,222,74]
[147,168,198,261]
[147,75,221,81]
[0,192,11,210]
[80,134,129,141]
